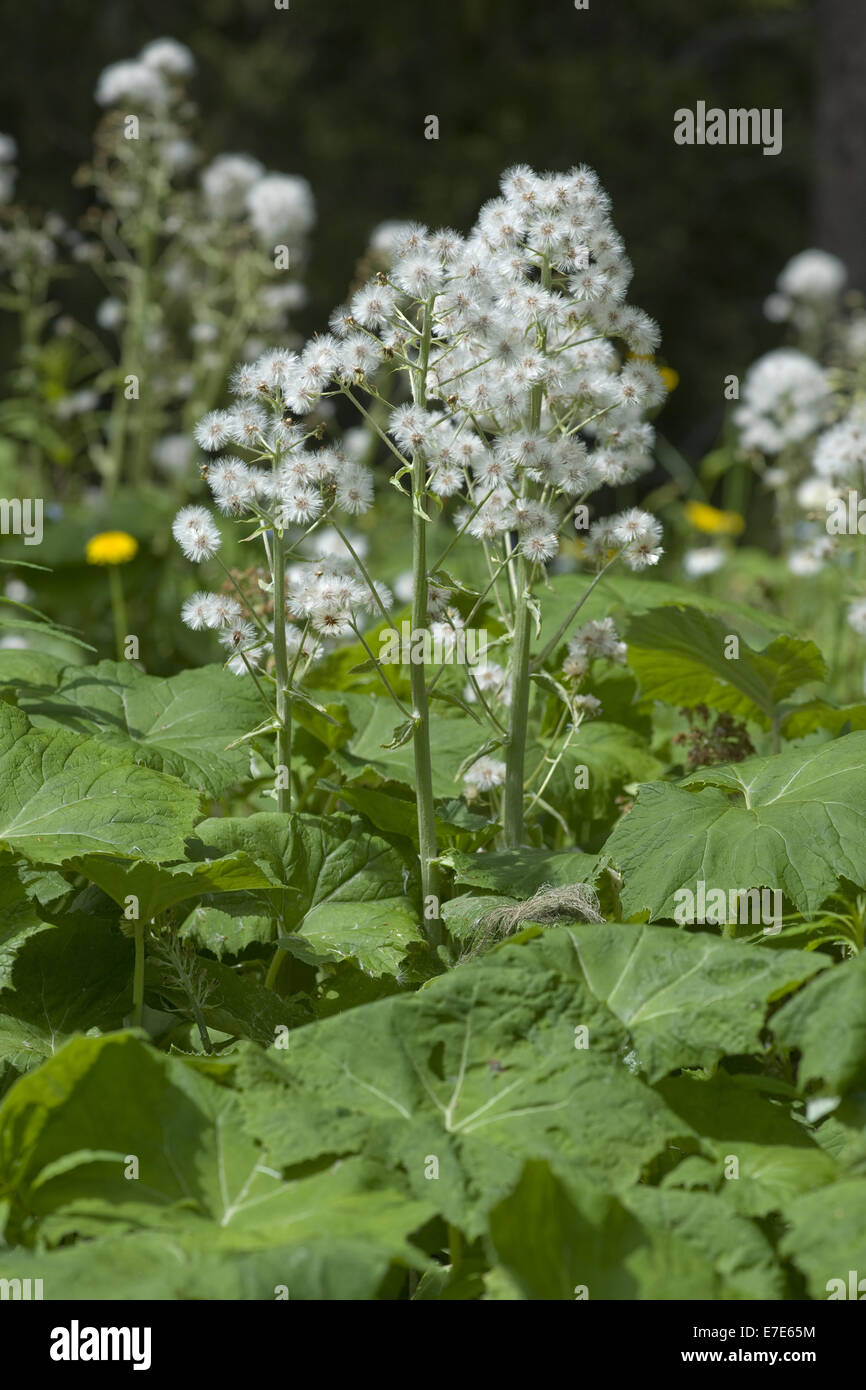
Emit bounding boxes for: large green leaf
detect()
[772,956,866,1096]
[606,733,866,919]
[191,812,423,974]
[443,847,601,895]
[68,850,283,922]
[179,902,272,960]
[622,1186,786,1300]
[564,924,823,1082]
[17,661,263,797]
[0,862,57,1088]
[240,927,773,1235]
[657,1072,839,1217]
[487,1159,647,1300]
[291,899,425,975]
[487,1159,786,1300]
[0,649,67,693]
[781,700,866,740]
[779,1180,866,1299]
[0,703,200,865]
[625,605,825,727]
[0,1031,215,1202]
[0,1222,417,1300]
[0,859,48,954]
[0,1033,432,1299]
[0,916,131,1085]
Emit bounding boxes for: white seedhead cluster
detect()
[175,356,389,675]
[332,163,667,580]
[733,247,866,637]
[174,164,668,855]
[735,349,832,456]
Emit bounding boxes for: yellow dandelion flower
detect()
[683,501,745,537]
[86,531,139,566]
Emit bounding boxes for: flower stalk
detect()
[502,257,550,848]
[132,918,145,1028]
[411,298,444,941]
[271,517,292,814]
[502,548,533,847]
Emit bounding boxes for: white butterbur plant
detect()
[325,164,665,856]
[87,39,316,489]
[174,164,668,948]
[734,349,832,459]
[735,247,866,565]
[732,247,866,660]
[563,616,627,678]
[799,402,866,638]
[0,36,315,498]
[175,356,389,817]
[763,248,848,345]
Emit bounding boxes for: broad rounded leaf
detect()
[772,956,866,1095]
[69,850,283,921]
[193,812,423,974]
[237,928,704,1235]
[444,847,601,894]
[0,1033,431,1299]
[566,923,824,1082]
[607,733,866,918]
[0,704,200,865]
[780,1180,866,1299]
[625,605,825,727]
[17,661,263,797]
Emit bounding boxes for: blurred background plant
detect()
[0,31,317,661]
[678,246,866,700]
[0,37,314,506]
[0,0,864,686]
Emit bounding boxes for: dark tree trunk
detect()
[815,0,866,288]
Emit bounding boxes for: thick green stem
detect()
[271,519,292,814]
[108,566,127,662]
[502,256,552,848]
[106,158,161,493]
[411,300,443,945]
[502,552,533,848]
[264,946,284,992]
[132,918,145,1028]
[264,519,292,991]
[410,475,442,940]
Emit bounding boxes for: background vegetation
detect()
[0,0,841,460]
